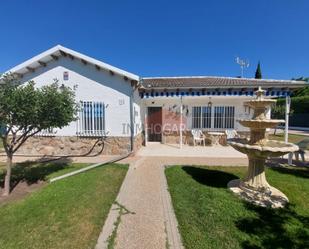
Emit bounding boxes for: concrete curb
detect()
[95,203,120,249]
[160,165,184,249]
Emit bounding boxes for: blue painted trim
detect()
[140,90,290,98]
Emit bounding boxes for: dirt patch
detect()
[0,180,46,206]
[0,158,73,206]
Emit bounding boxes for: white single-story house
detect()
[5,45,306,155]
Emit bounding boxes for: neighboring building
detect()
[5,45,306,155]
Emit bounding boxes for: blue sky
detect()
[0,0,308,79]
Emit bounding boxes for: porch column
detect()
[180,97,183,149]
[145,105,148,146]
[285,95,293,165]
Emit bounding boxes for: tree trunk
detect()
[3,154,13,196]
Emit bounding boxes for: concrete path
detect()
[271,128,309,136]
[288,129,309,136]
[137,143,246,158]
[96,156,247,249]
[114,157,172,249]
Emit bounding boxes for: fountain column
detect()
[244,156,270,189]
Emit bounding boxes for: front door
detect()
[147,107,162,142]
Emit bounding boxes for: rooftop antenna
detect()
[235,57,249,78]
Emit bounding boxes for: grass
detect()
[165,165,309,249]
[45,163,90,179]
[0,161,90,187]
[269,133,309,150]
[0,163,128,249]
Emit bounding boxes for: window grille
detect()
[192,106,212,129]
[192,106,235,130]
[214,106,235,129]
[77,101,105,136]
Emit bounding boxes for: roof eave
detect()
[5,45,139,82]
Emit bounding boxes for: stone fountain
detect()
[228,87,299,208]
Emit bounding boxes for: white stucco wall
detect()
[132,89,143,136]
[142,96,257,132]
[19,56,141,137]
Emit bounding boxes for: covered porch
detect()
[140,76,296,149]
[142,95,257,147]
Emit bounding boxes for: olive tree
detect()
[0,73,77,196]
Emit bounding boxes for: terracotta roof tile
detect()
[141,76,307,89]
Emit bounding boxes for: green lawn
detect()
[0,163,128,249]
[0,161,90,186]
[165,165,309,249]
[269,133,309,150]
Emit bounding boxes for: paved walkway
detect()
[288,129,309,137]
[137,143,246,158]
[271,128,309,136]
[95,156,247,249]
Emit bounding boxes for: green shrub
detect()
[272,102,288,119]
[290,96,309,113]
[273,96,309,116]
[293,86,309,97]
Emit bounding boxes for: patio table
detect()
[207,132,225,146]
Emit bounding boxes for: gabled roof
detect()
[141,76,307,89]
[7,45,139,82]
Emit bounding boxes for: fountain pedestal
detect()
[228,154,289,208]
[227,87,298,208]
[244,156,269,189]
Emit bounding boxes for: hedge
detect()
[276,96,309,114]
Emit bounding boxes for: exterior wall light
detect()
[208,97,212,108]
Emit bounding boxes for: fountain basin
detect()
[238,119,285,129]
[244,99,276,109]
[228,138,299,158]
[228,179,290,208]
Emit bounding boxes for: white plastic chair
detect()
[225,129,239,140]
[191,129,206,146]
